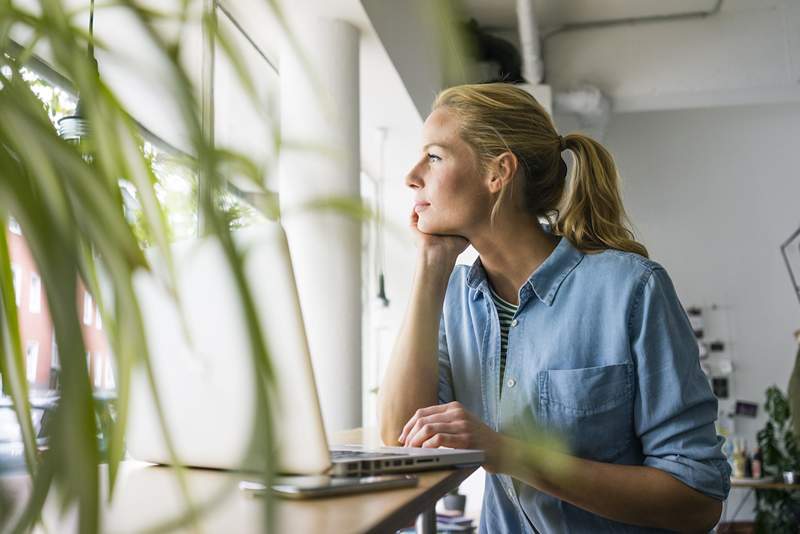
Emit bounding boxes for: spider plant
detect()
[0,0,304,531]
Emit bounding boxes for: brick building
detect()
[5,219,113,393]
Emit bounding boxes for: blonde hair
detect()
[432,83,648,258]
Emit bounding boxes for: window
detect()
[83,292,93,326]
[104,356,116,390]
[26,341,39,383]
[29,272,41,314]
[20,66,77,125]
[20,61,267,251]
[50,332,59,369]
[18,65,199,246]
[8,217,21,235]
[93,353,104,388]
[123,142,199,245]
[10,263,21,307]
[10,49,273,397]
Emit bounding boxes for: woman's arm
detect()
[401,402,722,532]
[504,437,722,532]
[378,210,468,445]
[378,254,452,444]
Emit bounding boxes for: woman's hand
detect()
[410,209,469,267]
[398,401,508,473]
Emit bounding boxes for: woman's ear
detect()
[486,152,518,194]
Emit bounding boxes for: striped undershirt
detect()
[488,285,519,395]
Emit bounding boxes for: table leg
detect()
[727,488,753,523]
[415,508,436,534]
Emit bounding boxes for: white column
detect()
[279,18,361,433]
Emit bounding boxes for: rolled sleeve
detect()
[630,267,731,501]
[437,315,455,405]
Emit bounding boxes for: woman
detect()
[378,83,730,533]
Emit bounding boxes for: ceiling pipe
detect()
[515,0,725,139]
[515,0,609,137]
[515,0,543,84]
[542,0,724,40]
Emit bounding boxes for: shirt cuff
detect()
[644,454,732,501]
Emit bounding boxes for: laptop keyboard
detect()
[329,448,449,476]
[330,450,406,460]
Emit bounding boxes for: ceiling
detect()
[15,0,795,175]
[363,0,800,117]
[461,0,724,32]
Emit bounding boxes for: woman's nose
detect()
[405,160,424,189]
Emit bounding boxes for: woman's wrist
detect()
[496,436,577,492]
[417,247,459,272]
[415,249,457,284]
[406,252,455,310]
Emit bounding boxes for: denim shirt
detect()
[437,235,731,533]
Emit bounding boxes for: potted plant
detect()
[754,386,800,532]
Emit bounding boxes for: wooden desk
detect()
[0,428,479,533]
[730,479,800,491]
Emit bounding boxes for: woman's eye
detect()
[427,153,441,163]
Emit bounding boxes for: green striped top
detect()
[488,285,518,396]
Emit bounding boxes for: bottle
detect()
[744,444,753,478]
[752,447,763,479]
[733,439,746,478]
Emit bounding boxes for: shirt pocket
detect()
[538,362,634,462]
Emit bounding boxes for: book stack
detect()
[397,513,476,533]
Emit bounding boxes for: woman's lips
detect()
[414,202,430,212]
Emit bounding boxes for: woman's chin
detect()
[416,218,440,234]
[418,219,454,236]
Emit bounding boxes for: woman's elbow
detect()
[680,498,722,533]
[700,499,723,532]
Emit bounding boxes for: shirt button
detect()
[507,378,516,388]
[507,487,514,499]
[510,319,518,327]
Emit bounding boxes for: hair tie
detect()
[558,135,567,152]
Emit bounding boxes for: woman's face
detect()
[405,107,493,236]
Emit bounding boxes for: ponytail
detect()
[552,134,649,258]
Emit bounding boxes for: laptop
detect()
[127,222,484,477]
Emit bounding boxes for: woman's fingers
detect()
[404,412,459,446]
[398,404,449,443]
[421,432,462,449]
[409,208,419,228]
[406,422,463,448]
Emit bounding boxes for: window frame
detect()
[10,263,22,308]
[29,272,41,314]
[25,341,39,383]
[83,292,93,326]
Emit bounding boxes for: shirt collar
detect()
[466,236,584,306]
